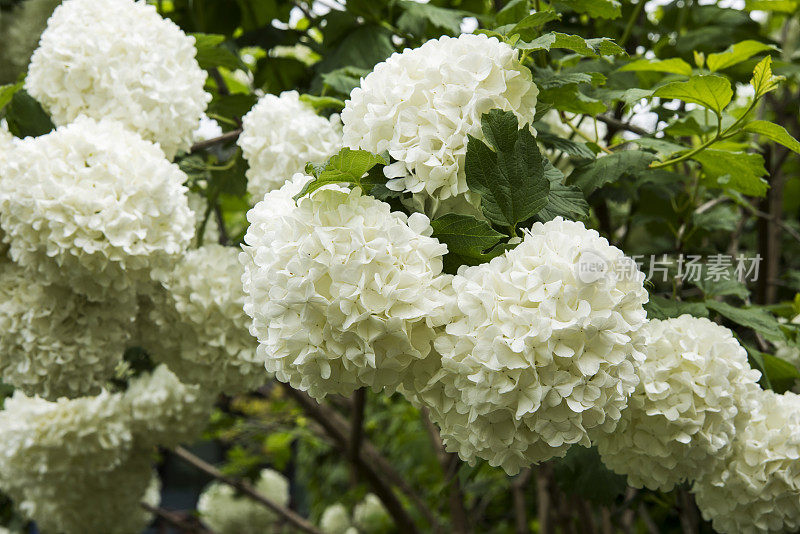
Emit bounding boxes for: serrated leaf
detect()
[536,162,589,221]
[299,94,345,112]
[538,84,607,115]
[645,296,709,320]
[537,133,596,161]
[495,0,528,26]
[6,90,54,138]
[706,40,777,72]
[192,33,244,71]
[509,11,560,38]
[568,151,656,195]
[751,56,783,99]
[693,149,768,197]
[517,32,625,56]
[533,70,598,90]
[619,57,693,76]
[430,214,505,267]
[706,300,784,342]
[321,66,370,96]
[653,75,733,116]
[296,148,387,199]
[465,110,549,229]
[397,1,465,36]
[743,120,800,154]
[554,0,622,19]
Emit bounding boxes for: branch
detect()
[512,469,532,534]
[190,129,242,153]
[595,115,650,137]
[349,388,367,477]
[283,387,428,533]
[536,464,553,534]
[142,502,214,534]
[170,447,323,534]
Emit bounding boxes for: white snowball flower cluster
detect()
[596,315,762,491]
[0,117,195,301]
[415,217,648,474]
[353,494,392,533]
[25,0,210,159]
[123,364,215,448]
[240,174,450,399]
[0,260,136,400]
[693,389,800,534]
[342,33,538,203]
[198,468,290,534]
[238,91,342,201]
[138,245,263,394]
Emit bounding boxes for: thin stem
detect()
[560,112,613,154]
[619,0,645,48]
[170,447,323,534]
[349,388,367,483]
[512,469,532,534]
[142,502,215,533]
[190,129,242,153]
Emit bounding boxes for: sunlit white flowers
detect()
[418,217,647,474]
[25,0,209,158]
[0,117,194,300]
[693,389,800,534]
[342,33,538,204]
[138,245,263,394]
[596,315,762,491]
[238,91,342,200]
[240,174,450,399]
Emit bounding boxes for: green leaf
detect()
[553,447,627,506]
[397,1,465,35]
[207,93,258,119]
[706,40,777,72]
[430,214,505,268]
[536,162,589,221]
[321,66,370,96]
[5,90,54,138]
[299,94,346,112]
[509,11,560,38]
[746,0,798,13]
[705,300,784,342]
[255,57,309,94]
[645,296,709,320]
[518,32,625,56]
[554,0,622,19]
[533,69,603,90]
[750,56,783,99]
[0,82,23,114]
[762,352,800,393]
[743,120,800,154]
[568,151,656,195]
[538,84,607,115]
[537,133,596,161]
[693,150,768,197]
[495,0,529,26]
[191,33,244,71]
[296,148,387,199]
[465,110,549,228]
[619,57,693,76]
[653,75,733,117]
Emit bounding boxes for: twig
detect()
[596,115,650,137]
[349,388,367,484]
[190,129,242,153]
[512,468,532,534]
[142,502,214,534]
[536,464,552,534]
[170,447,323,534]
[677,488,699,534]
[283,387,426,533]
[421,408,470,534]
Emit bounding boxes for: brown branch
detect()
[142,502,214,534]
[349,388,366,484]
[536,464,553,534]
[512,468,533,534]
[677,488,699,534]
[420,408,470,534]
[170,447,323,534]
[283,387,426,533]
[596,114,650,137]
[190,129,242,153]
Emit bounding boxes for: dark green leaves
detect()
[653,75,733,117]
[518,32,625,57]
[430,214,505,270]
[192,33,244,71]
[569,151,656,195]
[465,110,549,229]
[0,82,22,114]
[295,148,387,199]
[5,90,54,138]
[693,150,768,197]
[705,300,784,342]
[554,0,622,19]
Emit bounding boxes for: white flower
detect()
[0,117,195,301]
[238,91,342,200]
[596,315,762,491]
[692,389,800,534]
[138,245,263,394]
[198,468,290,534]
[1,0,60,77]
[341,33,538,203]
[353,494,392,534]
[123,364,214,448]
[240,175,450,399]
[416,217,648,474]
[25,0,210,158]
[320,504,353,534]
[0,260,137,400]
[193,114,224,143]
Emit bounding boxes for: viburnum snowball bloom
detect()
[320,504,355,534]
[25,0,209,159]
[0,261,136,400]
[240,175,450,399]
[0,117,195,300]
[596,315,762,491]
[418,217,648,474]
[353,494,393,533]
[693,389,800,534]
[138,245,263,393]
[198,469,290,534]
[342,33,538,202]
[123,365,214,448]
[238,91,342,200]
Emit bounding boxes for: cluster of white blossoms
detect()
[319,494,392,534]
[693,389,800,533]
[138,245,264,394]
[238,91,342,200]
[342,33,538,205]
[241,174,451,399]
[596,316,762,491]
[198,468,290,534]
[25,0,209,158]
[0,260,136,400]
[0,117,195,301]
